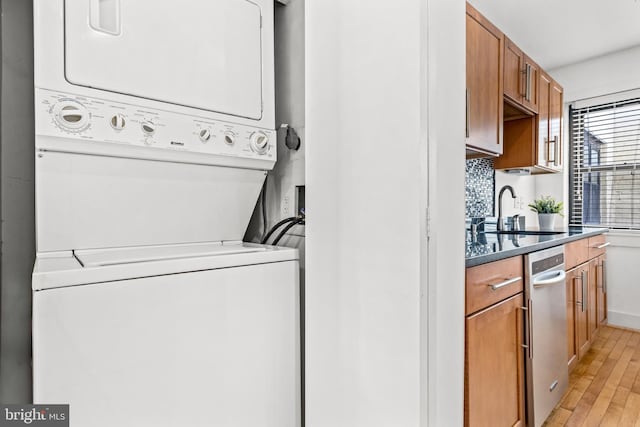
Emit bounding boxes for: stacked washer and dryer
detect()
[32,1,300,426]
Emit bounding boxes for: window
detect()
[570,97,640,229]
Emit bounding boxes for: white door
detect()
[64,0,264,119]
[33,260,300,427]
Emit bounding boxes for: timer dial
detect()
[52,99,90,132]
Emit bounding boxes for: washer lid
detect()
[33,242,299,291]
[74,241,265,267]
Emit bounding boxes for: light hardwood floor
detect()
[544,326,640,426]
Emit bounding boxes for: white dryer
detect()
[32,1,300,426]
[35,0,275,128]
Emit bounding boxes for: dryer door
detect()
[64,0,264,120]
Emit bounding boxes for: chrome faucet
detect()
[497,185,517,232]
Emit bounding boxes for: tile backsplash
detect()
[466,158,494,218]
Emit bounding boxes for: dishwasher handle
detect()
[532,270,566,287]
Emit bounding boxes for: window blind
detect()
[570,97,640,229]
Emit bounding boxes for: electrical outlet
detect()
[282,195,291,216]
[514,196,524,210]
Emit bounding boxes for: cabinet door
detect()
[503,38,538,114]
[597,255,608,325]
[537,72,552,169]
[465,293,525,427]
[521,55,539,114]
[503,37,523,104]
[466,4,503,156]
[549,81,564,170]
[575,265,590,359]
[566,268,577,371]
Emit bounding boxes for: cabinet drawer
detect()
[466,256,523,315]
[588,234,608,259]
[565,239,589,270]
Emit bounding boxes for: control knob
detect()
[250,131,269,154]
[141,121,156,136]
[110,113,126,131]
[199,128,211,143]
[224,131,235,145]
[52,99,90,132]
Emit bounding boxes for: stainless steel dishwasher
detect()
[524,245,568,427]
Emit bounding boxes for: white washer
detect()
[33,243,300,427]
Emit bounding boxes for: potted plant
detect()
[528,196,563,231]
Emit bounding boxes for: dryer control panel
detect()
[35,89,276,163]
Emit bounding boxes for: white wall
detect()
[541,45,640,329]
[305,0,465,426]
[604,232,640,330]
[551,45,640,105]
[425,0,466,425]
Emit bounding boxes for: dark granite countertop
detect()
[465,226,609,268]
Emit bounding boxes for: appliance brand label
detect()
[0,405,68,426]
[170,141,185,146]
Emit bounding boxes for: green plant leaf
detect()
[528,195,563,215]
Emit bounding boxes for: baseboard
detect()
[608,310,640,331]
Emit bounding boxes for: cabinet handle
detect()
[575,271,586,312]
[487,276,522,291]
[525,64,531,102]
[582,270,587,313]
[602,259,607,294]
[591,242,610,249]
[528,299,533,359]
[466,88,470,138]
[519,305,531,358]
[547,136,559,167]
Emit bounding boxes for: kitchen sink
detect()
[482,230,566,236]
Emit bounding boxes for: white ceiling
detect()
[469,0,640,70]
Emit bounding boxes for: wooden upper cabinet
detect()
[537,71,563,172]
[503,37,539,114]
[496,70,564,173]
[549,79,564,170]
[466,3,503,157]
[503,38,523,104]
[522,55,539,113]
[537,72,551,169]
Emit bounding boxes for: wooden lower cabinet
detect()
[566,270,577,371]
[575,263,590,360]
[465,293,525,427]
[566,247,608,370]
[566,263,590,365]
[596,255,608,325]
[588,258,598,338]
